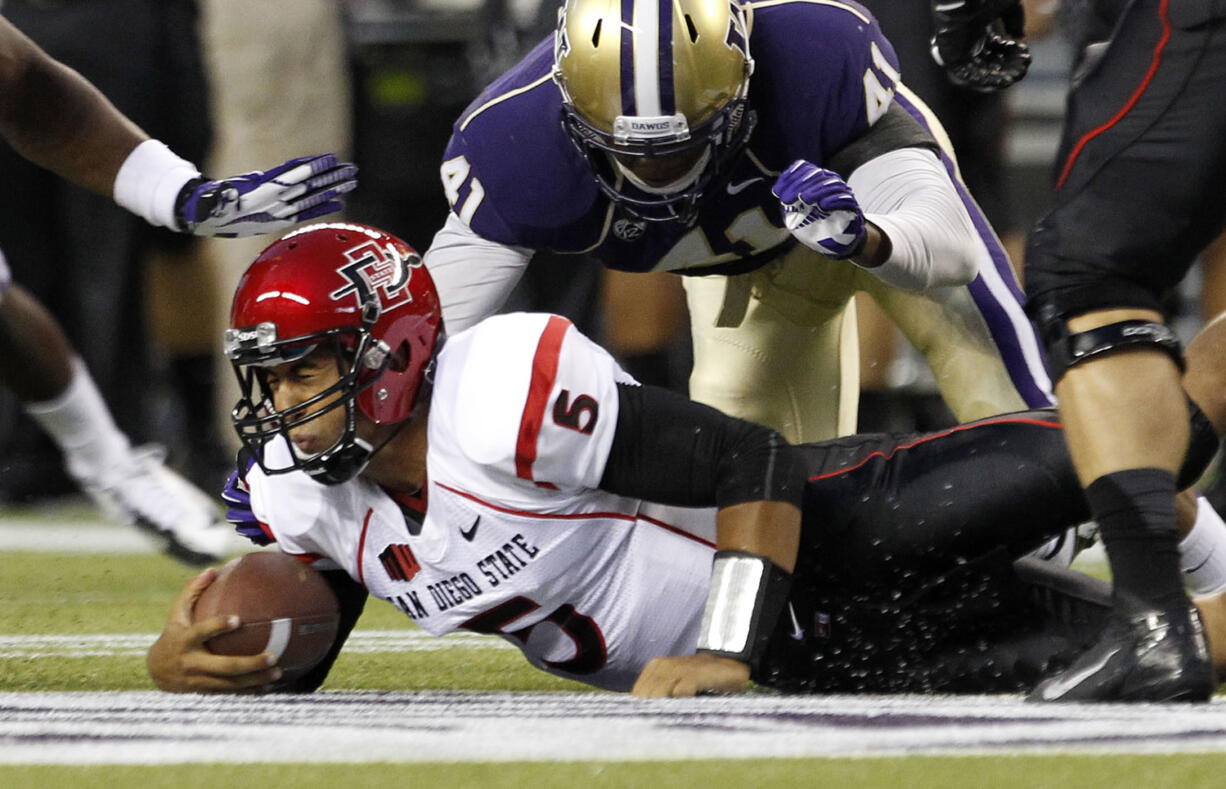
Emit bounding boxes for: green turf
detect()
[0,550,1114,692]
[1,548,1210,788]
[0,552,586,692]
[1,552,190,634]
[5,754,1226,789]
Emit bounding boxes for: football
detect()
[194,551,340,684]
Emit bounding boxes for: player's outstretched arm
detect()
[0,16,145,195]
[0,16,357,238]
[147,568,283,694]
[598,384,803,698]
[166,154,358,239]
[633,498,801,698]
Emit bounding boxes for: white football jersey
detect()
[245,313,719,691]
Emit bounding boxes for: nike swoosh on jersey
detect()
[1185,547,1214,574]
[1036,647,1122,700]
[460,516,481,542]
[726,177,764,195]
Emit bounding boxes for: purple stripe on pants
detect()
[891,92,1053,407]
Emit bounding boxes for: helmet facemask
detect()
[227,316,388,485]
[560,97,756,224]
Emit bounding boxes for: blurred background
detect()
[0,0,1218,515]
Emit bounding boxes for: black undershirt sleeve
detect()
[276,569,368,693]
[826,101,940,180]
[598,383,803,510]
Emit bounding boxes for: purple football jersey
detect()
[441,1,898,274]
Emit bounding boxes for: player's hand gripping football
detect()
[631,653,752,698]
[773,161,866,260]
[147,568,282,693]
[930,0,1030,93]
[176,153,358,238]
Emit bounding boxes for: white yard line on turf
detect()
[0,629,512,658]
[2,691,1226,764]
[0,516,158,553]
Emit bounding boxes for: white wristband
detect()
[112,139,200,230]
[697,553,766,655]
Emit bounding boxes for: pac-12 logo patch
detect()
[329,240,421,311]
[613,218,645,242]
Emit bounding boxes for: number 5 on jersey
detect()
[553,390,598,434]
[441,155,486,226]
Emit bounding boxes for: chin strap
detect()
[612,148,711,195]
[306,437,375,485]
[308,416,417,486]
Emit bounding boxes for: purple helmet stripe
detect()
[620,0,637,115]
[658,0,675,115]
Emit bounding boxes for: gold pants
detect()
[684,244,1043,443]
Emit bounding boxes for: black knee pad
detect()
[1034,304,1184,384]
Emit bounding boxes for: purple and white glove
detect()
[176,153,358,238]
[772,161,866,260]
[220,452,271,546]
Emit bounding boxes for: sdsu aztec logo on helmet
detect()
[553,0,756,224]
[329,237,416,313]
[225,223,443,484]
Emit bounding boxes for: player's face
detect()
[261,346,348,458]
[612,147,706,189]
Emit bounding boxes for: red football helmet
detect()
[225,222,443,483]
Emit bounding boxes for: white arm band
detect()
[697,554,765,654]
[848,147,981,292]
[423,212,535,333]
[696,551,792,667]
[112,139,200,230]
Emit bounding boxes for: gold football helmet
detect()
[554,0,755,223]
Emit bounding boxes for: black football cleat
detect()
[1028,605,1216,702]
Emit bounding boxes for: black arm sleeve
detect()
[275,569,368,693]
[598,383,803,510]
[826,102,940,179]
